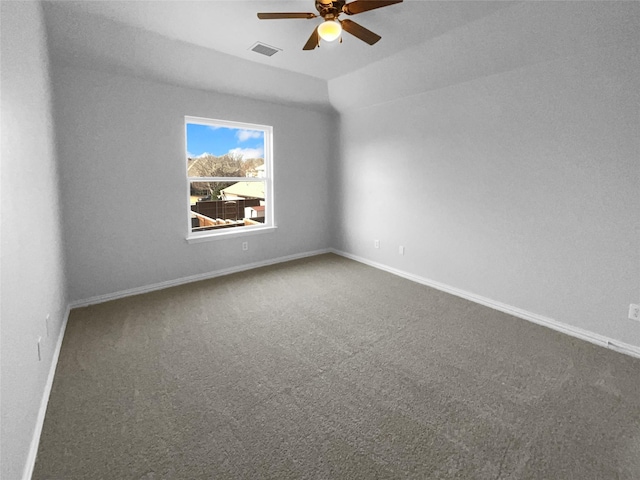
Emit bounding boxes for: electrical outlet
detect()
[374,239,380,249]
[37,337,42,361]
[242,241,248,251]
[399,246,405,255]
[629,304,640,322]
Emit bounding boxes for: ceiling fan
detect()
[257,0,403,50]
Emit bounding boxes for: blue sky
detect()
[186,124,264,160]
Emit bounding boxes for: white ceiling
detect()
[42,0,510,80]
[41,1,640,112]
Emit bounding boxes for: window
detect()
[185,116,274,240]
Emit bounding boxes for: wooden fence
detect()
[191,199,261,221]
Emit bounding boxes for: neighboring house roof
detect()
[220,182,264,199]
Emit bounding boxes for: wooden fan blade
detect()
[342,0,403,16]
[257,12,317,19]
[303,27,320,50]
[341,19,381,45]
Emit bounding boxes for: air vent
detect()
[249,42,281,57]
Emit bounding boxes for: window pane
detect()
[190,181,233,203]
[190,181,266,233]
[186,124,265,178]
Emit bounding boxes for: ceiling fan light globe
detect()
[317,20,342,42]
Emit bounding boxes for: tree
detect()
[188,153,263,200]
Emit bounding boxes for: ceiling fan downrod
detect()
[256,0,403,51]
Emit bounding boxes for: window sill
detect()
[186,225,277,244]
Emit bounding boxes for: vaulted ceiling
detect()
[42,1,639,111]
[44,1,510,78]
[42,1,509,108]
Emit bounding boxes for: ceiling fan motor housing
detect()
[257,0,403,50]
[316,0,345,19]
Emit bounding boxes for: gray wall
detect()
[0,2,68,479]
[330,2,640,348]
[51,66,335,303]
[42,1,332,111]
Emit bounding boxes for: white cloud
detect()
[236,129,262,142]
[228,147,264,159]
[187,151,211,159]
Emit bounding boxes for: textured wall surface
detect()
[332,2,640,348]
[51,66,335,303]
[0,2,68,479]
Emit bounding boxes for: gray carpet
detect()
[34,254,640,479]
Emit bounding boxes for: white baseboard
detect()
[70,249,332,309]
[23,303,71,480]
[21,248,639,478]
[331,249,640,360]
[24,249,330,479]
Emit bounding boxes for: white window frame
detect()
[185,116,275,242]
